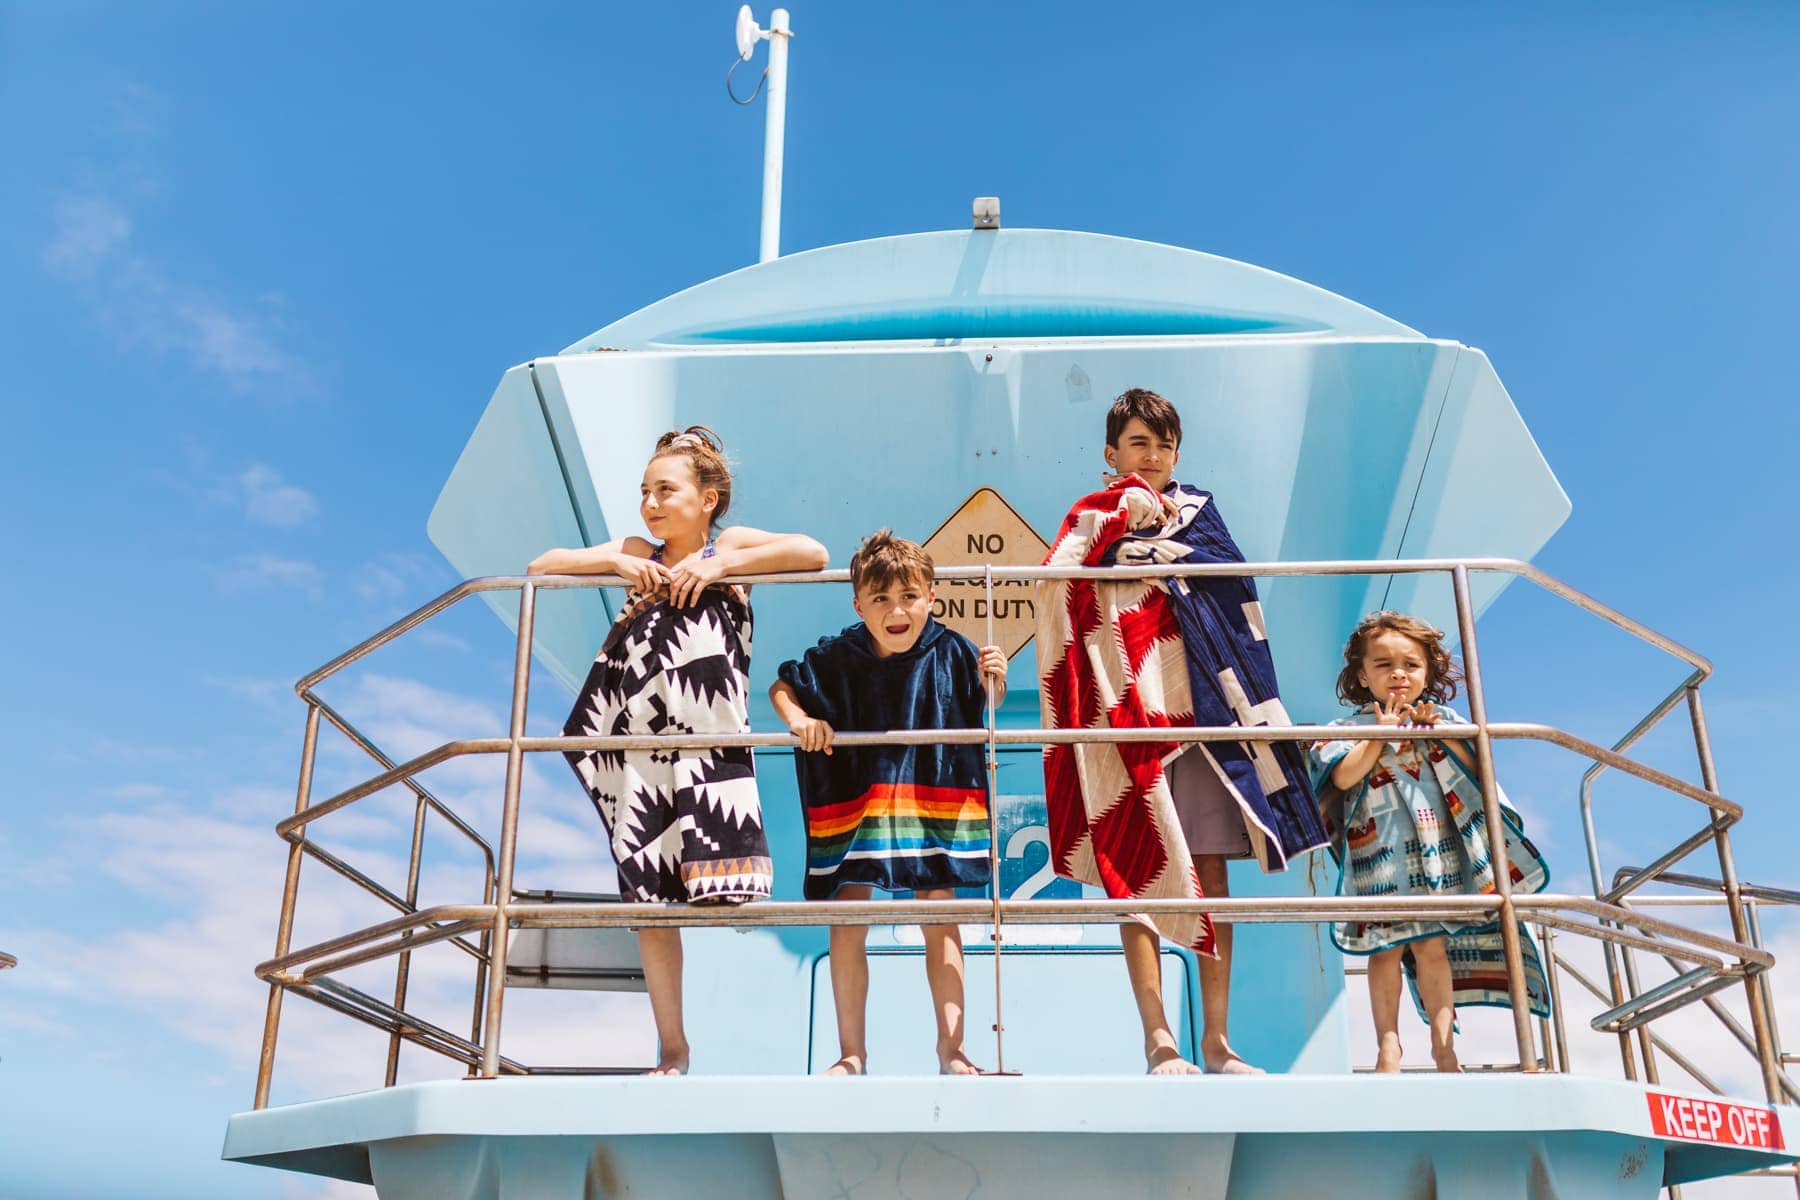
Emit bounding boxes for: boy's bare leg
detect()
[825,885,873,1075]
[1122,921,1201,1074]
[916,887,980,1074]
[1368,945,1406,1073]
[1194,855,1262,1075]
[1409,937,1461,1072]
[638,927,689,1075]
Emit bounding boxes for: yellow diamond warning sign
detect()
[921,487,1050,660]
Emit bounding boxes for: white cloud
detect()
[218,553,324,600]
[354,552,454,607]
[42,195,131,278]
[211,464,319,528]
[44,191,303,391]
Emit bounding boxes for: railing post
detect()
[1540,923,1571,1073]
[386,795,430,1086]
[254,705,321,1109]
[1687,686,1782,1105]
[1620,940,1662,1085]
[478,583,537,1078]
[1450,565,1538,1069]
[983,564,1010,1074]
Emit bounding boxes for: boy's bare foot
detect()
[823,1054,866,1076]
[938,1048,982,1076]
[1375,1033,1403,1074]
[1432,1050,1463,1074]
[1146,1043,1204,1075]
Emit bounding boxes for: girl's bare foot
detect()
[823,1054,866,1076]
[1146,1042,1203,1075]
[1375,1032,1403,1074]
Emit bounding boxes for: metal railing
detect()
[250,556,1787,1141]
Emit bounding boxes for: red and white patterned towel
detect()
[1036,479,1215,956]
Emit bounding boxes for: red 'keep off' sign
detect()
[1647,1091,1785,1150]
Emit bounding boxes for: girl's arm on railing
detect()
[713,526,830,574]
[527,538,666,591]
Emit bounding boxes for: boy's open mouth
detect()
[885,622,910,635]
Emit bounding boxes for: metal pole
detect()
[1745,899,1788,1072]
[983,563,1009,1074]
[1620,939,1661,1084]
[254,705,321,1109]
[385,795,429,1086]
[478,584,537,1078]
[468,861,496,1076]
[1450,565,1538,1068]
[757,8,790,263]
[1541,925,1570,1073]
[1687,686,1782,1104]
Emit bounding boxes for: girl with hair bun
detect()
[1308,611,1551,1074]
[529,425,828,1075]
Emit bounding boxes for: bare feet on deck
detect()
[1433,1050,1463,1074]
[1146,1042,1204,1076]
[823,1054,866,1076]
[938,1046,982,1076]
[1375,1033,1403,1074]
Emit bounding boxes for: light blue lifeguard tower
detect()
[222,12,1797,1196]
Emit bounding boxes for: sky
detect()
[2,1,1798,1197]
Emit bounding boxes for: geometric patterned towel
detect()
[1311,708,1552,1017]
[562,544,773,905]
[1036,476,1326,955]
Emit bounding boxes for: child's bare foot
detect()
[1432,1049,1463,1074]
[645,1047,689,1076]
[1199,1033,1265,1076]
[1375,1033,1403,1074]
[938,1046,982,1076]
[1146,1042,1204,1075]
[823,1054,866,1076]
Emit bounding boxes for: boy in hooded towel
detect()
[772,531,1008,1076]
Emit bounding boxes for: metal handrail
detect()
[291,556,1710,699]
[252,553,1782,1121]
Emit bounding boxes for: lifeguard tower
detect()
[220,210,1797,1197]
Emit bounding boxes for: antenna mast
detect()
[732,6,793,263]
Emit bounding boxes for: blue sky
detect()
[3,2,1797,1197]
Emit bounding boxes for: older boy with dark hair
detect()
[772,531,1008,1076]
[1037,388,1327,1075]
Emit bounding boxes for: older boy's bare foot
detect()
[1200,1033,1265,1076]
[1375,1033,1403,1074]
[1146,1043,1203,1075]
[823,1054,866,1076]
[938,1048,982,1076]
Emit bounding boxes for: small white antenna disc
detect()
[736,6,764,60]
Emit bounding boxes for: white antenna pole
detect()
[759,8,790,263]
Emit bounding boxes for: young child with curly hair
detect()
[1308,611,1550,1073]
